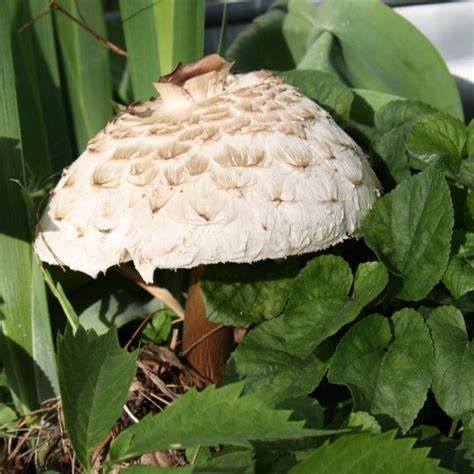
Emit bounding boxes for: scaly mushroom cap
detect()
[34,55,381,283]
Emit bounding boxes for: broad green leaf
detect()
[458,158,474,188]
[361,169,454,301]
[54,0,113,151]
[227,0,316,72]
[120,0,205,100]
[0,4,58,414]
[329,310,433,433]
[108,382,344,465]
[224,316,333,403]
[77,286,165,335]
[371,100,436,186]
[284,257,388,358]
[462,413,474,469]
[407,113,466,175]
[289,431,450,474]
[427,306,474,419]
[202,260,298,326]
[411,425,472,474]
[277,69,353,121]
[57,326,137,469]
[467,120,474,157]
[301,0,462,118]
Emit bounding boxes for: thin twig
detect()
[19,0,128,57]
[181,324,225,357]
[124,314,152,350]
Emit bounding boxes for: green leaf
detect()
[301,0,463,118]
[25,0,73,170]
[0,3,58,414]
[54,0,113,151]
[77,286,164,335]
[407,113,466,175]
[277,69,353,121]
[411,425,472,474]
[361,169,454,301]
[224,316,333,403]
[108,382,344,465]
[284,257,388,358]
[227,0,316,72]
[289,431,451,474]
[202,260,298,326]
[141,310,173,344]
[427,306,474,419]
[443,233,474,299]
[57,326,137,469]
[328,310,433,433]
[120,0,205,100]
[371,100,436,186]
[0,403,17,424]
[344,412,381,434]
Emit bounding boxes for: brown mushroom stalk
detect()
[34,54,381,387]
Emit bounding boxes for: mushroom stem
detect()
[183,265,234,385]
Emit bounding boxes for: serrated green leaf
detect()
[108,382,344,465]
[407,113,466,176]
[411,425,472,474]
[300,0,462,118]
[467,121,474,157]
[227,0,316,71]
[344,412,381,434]
[57,326,137,469]
[328,310,433,433]
[277,69,353,121]
[224,317,333,403]
[202,260,298,326]
[284,256,388,358]
[427,306,474,419]
[361,168,454,301]
[289,431,450,474]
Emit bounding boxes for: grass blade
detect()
[119,0,205,101]
[54,0,113,151]
[0,3,58,413]
[26,0,73,171]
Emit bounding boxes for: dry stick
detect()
[124,314,152,350]
[19,0,128,57]
[181,324,225,357]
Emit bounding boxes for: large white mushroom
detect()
[35,54,381,383]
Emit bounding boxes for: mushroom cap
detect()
[34,55,381,283]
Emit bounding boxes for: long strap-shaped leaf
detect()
[119,0,205,101]
[0,2,58,414]
[54,0,113,151]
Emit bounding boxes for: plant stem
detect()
[448,418,459,438]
